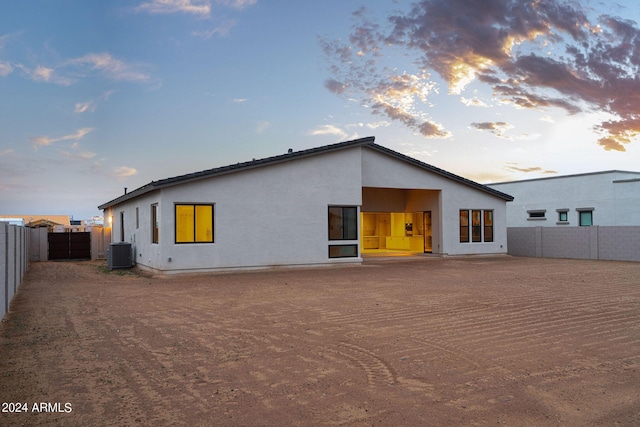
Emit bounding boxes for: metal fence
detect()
[1,223,29,319]
[507,226,640,262]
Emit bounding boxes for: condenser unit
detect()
[108,242,132,269]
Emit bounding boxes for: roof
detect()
[98,137,513,210]
[489,170,640,186]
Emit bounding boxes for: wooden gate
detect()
[48,232,91,260]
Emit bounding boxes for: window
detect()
[484,210,493,242]
[527,210,546,220]
[120,211,125,242]
[472,210,482,242]
[459,210,470,243]
[151,204,159,243]
[557,209,569,224]
[175,204,214,243]
[328,206,357,240]
[329,244,358,258]
[577,208,593,226]
[136,207,139,229]
[460,209,494,243]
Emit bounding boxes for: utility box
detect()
[107,242,132,269]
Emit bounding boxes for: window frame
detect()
[460,209,494,243]
[328,244,359,258]
[459,210,470,243]
[527,209,546,221]
[471,210,482,242]
[483,210,494,242]
[577,208,594,226]
[174,203,215,244]
[120,211,125,242]
[151,204,159,244]
[328,206,358,241]
[557,209,569,224]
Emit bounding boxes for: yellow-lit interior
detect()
[195,205,213,242]
[176,205,195,243]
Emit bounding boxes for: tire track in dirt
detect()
[321,342,396,388]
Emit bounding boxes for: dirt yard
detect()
[1,256,639,426]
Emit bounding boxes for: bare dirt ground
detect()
[1,256,639,426]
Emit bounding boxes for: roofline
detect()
[489,169,640,186]
[364,144,513,201]
[98,136,512,210]
[98,137,375,209]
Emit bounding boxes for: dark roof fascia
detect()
[98,137,376,210]
[489,170,640,186]
[365,143,514,201]
[98,135,514,209]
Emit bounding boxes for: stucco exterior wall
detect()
[489,172,640,227]
[107,148,363,273]
[102,143,510,273]
[361,149,508,256]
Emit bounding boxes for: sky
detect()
[2,0,640,220]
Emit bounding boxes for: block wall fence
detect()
[1,223,29,319]
[507,226,640,262]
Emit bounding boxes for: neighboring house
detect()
[487,171,640,262]
[98,137,513,274]
[0,215,72,229]
[488,171,640,227]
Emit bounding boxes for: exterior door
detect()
[423,211,432,253]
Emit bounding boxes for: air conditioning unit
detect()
[108,242,132,269]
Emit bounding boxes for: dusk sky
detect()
[2,0,640,220]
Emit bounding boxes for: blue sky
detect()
[2,0,640,220]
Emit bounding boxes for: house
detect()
[98,137,513,274]
[487,171,640,262]
[488,171,640,227]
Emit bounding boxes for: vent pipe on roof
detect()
[288,148,293,153]
[124,187,127,195]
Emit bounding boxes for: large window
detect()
[460,209,494,243]
[175,204,214,243]
[328,206,358,258]
[328,206,357,240]
[151,204,159,244]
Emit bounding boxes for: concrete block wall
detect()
[598,226,640,262]
[1,223,30,319]
[507,226,640,262]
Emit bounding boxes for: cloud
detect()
[15,64,75,85]
[135,0,211,16]
[256,120,270,134]
[113,166,138,180]
[215,0,256,10]
[30,128,94,150]
[75,90,117,114]
[504,164,558,174]
[14,52,150,86]
[0,62,12,76]
[324,0,640,151]
[470,121,513,138]
[68,53,150,82]
[58,150,97,160]
[461,97,489,107]
[192,20,237,38]
[308,125,348,139]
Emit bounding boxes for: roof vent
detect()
[288,148,293,153]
